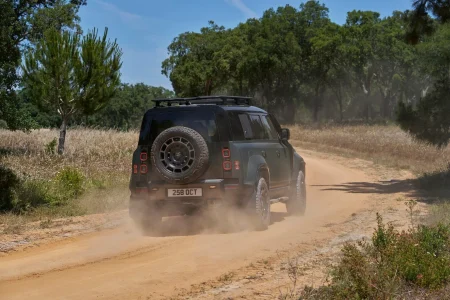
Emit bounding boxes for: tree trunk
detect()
[382,94,390,119]
[284,100,296,124]
[338,96,343,122]
[313,85,320,123]
[365,99,370,121]
[205,79,212,96]
[58,117,67,155]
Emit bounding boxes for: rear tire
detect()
[247,178,271,231]
[286,170,306,216]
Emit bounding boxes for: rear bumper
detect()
[129,179,254,217]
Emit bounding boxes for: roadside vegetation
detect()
[0,128,136,227]
[286,125,450,299]
[300,214,450,299]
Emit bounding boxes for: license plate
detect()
[168,188,203,197]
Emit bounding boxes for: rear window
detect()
[138,111,218,145]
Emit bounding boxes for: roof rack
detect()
[152,96,251,107]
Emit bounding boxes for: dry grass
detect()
[289,125,450,175]
[1,125,449,230]
[0,128,138,183]
[0,128,137,230]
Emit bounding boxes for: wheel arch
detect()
[292,152,306,181]
[244,154,270,189]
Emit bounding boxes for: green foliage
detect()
[13,180,56,212]
[0,165,86,213]
[397,78,450,147]
[45,138,57,154]
[85,83,174,130]
[0,120,7,129]
[0,0,87,131]
[22,27,122,153]
[0,165,20,211]
[26,0,85,43]
[300,214,450,299]
[54,166,85,200]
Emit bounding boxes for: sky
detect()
[79,0,413,91]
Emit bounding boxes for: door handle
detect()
[276,150,280,157]
[261,150,266,157]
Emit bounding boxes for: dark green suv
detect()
[129,96,306,231]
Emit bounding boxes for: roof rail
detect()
[152,96,251,107]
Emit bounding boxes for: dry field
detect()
[1,125,449,228]
[289,124,450,176]
[0,129,138,228]
[0,128,138,182]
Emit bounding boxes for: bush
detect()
[301,214,450,299]
[53,166,85,203]
[0,166,86,213]
[45,138,57,155]
[0,165,20,211]
[0,119,7,129]
[13,180,56,212]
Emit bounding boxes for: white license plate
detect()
[168,188,203,197]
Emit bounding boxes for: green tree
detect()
[22,28,122,154]
[342,10,383,120]
[0,0,87,130]
[398,23,450,146]
[162,21,229,97]
[27,0,85,43]
[300,1,336,121]
[88,83,175,130]
[407,0,449,44]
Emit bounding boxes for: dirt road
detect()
[0,149,412,299]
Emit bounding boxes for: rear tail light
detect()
[133,164,138,174]
[223,161,232,171]
[234,161,240,170]
[140,164,148,174]
[222,148,230,158]
[140,152,148,161]
[222,148,234,171]
[225,184,238,190]
[135,187,148,194]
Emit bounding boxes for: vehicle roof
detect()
[145,104,267,115]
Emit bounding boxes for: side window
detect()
[228,112,245,140]
[261,115,278,140]
[249,115,266,140]
[238,114,253,139]
[269,114,282,134]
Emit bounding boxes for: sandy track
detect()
[0,149,401,300]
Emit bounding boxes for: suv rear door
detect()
[231,112,290,189]
[248,113,290,189]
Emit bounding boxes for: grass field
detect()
[289,125,450,175]
[0,125,449,226]
[0,129,138,223]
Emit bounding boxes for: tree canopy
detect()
[162,1,450,145]
[0,0,87,130]
[22,27,122,154]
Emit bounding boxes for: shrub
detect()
[13,180,56,212]
[300,214,450,299]
[53,166,85,202]
[0,165,20,211]
[45,138,57,155]
[0,119,7,129]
